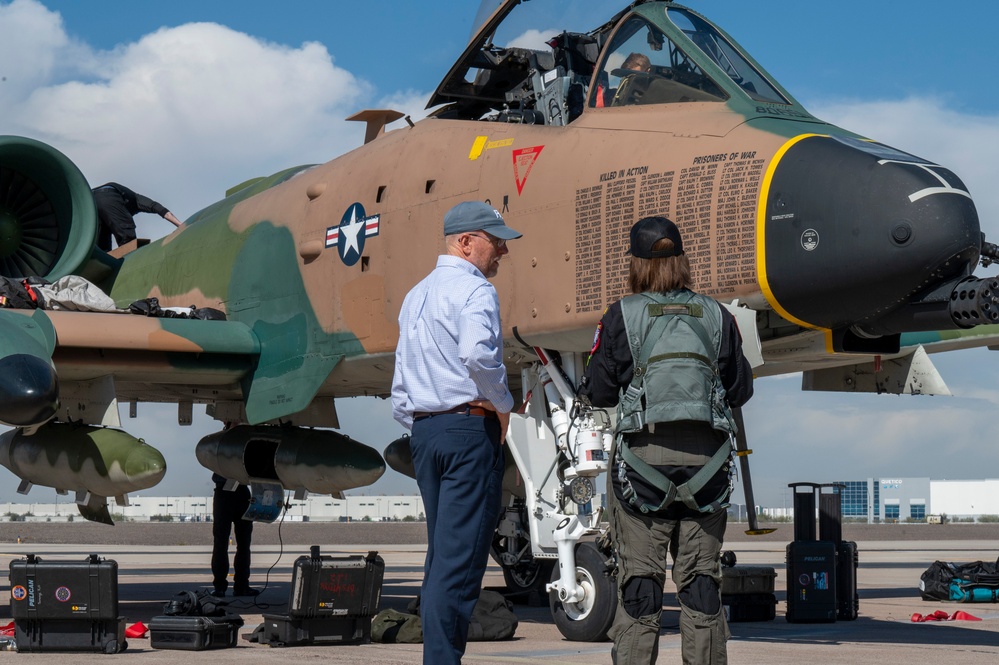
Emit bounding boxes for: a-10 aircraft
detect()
[1,0,997,640]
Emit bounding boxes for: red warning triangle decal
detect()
[512,145,544,195]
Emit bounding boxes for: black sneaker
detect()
[210,589,226,598]
[233,587,261,597]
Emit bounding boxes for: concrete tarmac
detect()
[1,524,998,663]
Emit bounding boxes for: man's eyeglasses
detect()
[467,233,507,250]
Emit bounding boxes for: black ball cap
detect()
[629,216,684,259]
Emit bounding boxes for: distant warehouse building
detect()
[0,494,426,523]
[928,479,999,520]
[834,478,999,523]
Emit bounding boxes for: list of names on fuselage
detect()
[674,163,720,283]
[716,156,766,290]
[603,176,636,305]
[574,185,604,309]
[574,154,762,313]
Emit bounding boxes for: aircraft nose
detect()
[760,134,981,332]
[124,444,167,486]
[0,353,59,427]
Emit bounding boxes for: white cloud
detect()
[2,7,374,229]
[0,0,87,108]
[506,28,561,50]
[376,89,434,125]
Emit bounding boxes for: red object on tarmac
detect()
[910,610,981,622]
[951,611,982,621]
[0,621,13,636]
[125,621,148,638]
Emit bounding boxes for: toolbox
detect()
[10,553,118,621]
[149,615,243,650]
[288,547,384,618]
[9,553,126,653]
[722,592,777,622]
[720,565,777,596]
[14,617,126,654]
[720,564,777,623]
[260,614,371,647]
[257,546,384,647]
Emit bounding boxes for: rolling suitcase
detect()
[785,540,837,623]
[837,540,859,620]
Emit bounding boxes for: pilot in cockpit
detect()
[595,52,651,107]
[621,52,651,74]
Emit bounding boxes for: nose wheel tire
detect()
[549,541,616,642]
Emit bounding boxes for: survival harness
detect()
[615,290,736,514]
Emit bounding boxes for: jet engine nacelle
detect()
[0,135,107,281]
[196,425,386,496]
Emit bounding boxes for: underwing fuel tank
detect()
[0,423,167,524]
[384,434,523,498]
[195,425,385,496]
[383,435,415,479]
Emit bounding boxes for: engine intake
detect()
[0,136,101,280]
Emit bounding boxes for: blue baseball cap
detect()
[443,201,522,240]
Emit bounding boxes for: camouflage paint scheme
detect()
[0,423,166,524]
[0,0,997,487]
[195,425,386,497]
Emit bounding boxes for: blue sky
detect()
[1,0,999,507]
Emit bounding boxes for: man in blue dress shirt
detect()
[392,200,522,664]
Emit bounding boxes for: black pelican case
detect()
[721,564,778,622]
[785,540,838,623]
[257,546,384,647]
[288,547,384,618]
[259,614,371,647]
[8,553,125,653]
[149,615,243,650]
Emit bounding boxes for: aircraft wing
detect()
[903,325,999,357]
[0,307,262,427]
[795,325,999,396]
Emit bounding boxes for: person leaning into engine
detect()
[578,216,753,665]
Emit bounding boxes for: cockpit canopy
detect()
[429,0,793,125]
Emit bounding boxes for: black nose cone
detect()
[762,134,980,330]
[0,353,59,427]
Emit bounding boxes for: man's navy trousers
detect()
[411,412,504,665]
